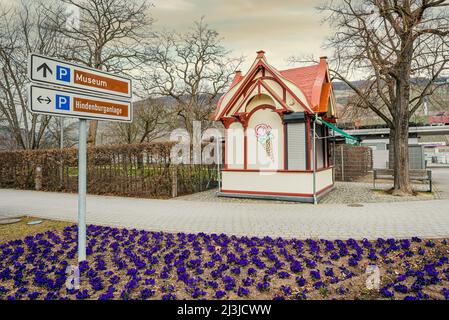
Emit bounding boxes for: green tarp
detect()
[317,118,360,144]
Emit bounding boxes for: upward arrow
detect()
[37,63,52,78]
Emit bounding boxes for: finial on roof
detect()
[319,56,328,60]
[257,50,265,58]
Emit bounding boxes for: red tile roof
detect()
[279,65,321,106]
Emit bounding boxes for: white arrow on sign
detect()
[29,53,132,99]
[29,84,132,122]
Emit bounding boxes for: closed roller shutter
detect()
[287,123,306,170]
[316,124,324,169]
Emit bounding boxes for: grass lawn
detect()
[0,216,72,244]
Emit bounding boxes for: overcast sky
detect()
[151,0,332,71]
[1,0,332,71]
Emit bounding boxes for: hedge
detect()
[0,142,218,198]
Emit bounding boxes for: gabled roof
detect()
[213,51,336,121]
[279,65,320,107]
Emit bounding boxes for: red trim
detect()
[222,117,237,129]
[259,81,292,112]
[259,60,313,113]
[311,58,328,111]
[246,104,276,119]
[317,184,334,195]
[217,60,314,120]
[220,184,334,198]
[233,81,259,114]
[232,79,291,116]
[217,63,265,119]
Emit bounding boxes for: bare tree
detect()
[107,97,173,144]
[142,18,243,137]
[46,0,154,146]
[0,2,66,150]
[41,117,78,149]
[293,0,449,195]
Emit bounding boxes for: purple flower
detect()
[140,288,155,299]
[215,291,226,299]
[442,288,449,300]
[247,268,257,276]
[394,284,408,294]
[313,281,325,289]
[296,276,306,287]
[310,270,321,280]
[162,293,176,300]
[237,287,250,297]
[257,281,270,292]
[290,260,303,273]
[380,287,394,298]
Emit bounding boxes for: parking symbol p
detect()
[56,95,70,111]
[56,66,71,82]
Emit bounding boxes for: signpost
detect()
[29,53,132,98]
[27,54,133,262]
[29,85,132,122]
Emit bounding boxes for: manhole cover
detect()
[347,203,364,208]
[27,220,43,225]
[0,218,22,225]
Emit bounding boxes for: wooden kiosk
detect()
[213,51,337,203]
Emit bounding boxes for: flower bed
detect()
[1,225,449,300]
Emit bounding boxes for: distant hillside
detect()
[332,77,449,92]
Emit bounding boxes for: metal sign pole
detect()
[78,119,87,262]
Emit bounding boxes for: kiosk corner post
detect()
[312,115,317,205]
[217,137,222,191]
[78,119,87,262]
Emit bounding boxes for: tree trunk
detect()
[392,117,413,195]
[391,34,414,196]
[87,120,98,146]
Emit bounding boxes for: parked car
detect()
[429,112,449,126]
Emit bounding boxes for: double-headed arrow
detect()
[37,63,52,78]
[37,96,51,104]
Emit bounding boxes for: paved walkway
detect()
[1,189,449,240]
[431,167,449,199]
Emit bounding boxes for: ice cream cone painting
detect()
[255,124,274,161]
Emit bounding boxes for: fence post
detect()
[340,145,345,182]
[171,166,178,198]
[35,165,42,191]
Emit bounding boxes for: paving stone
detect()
[1,187,449,240]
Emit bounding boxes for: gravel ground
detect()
[174,181,436,205]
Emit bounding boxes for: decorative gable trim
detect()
[217,58,314,120]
